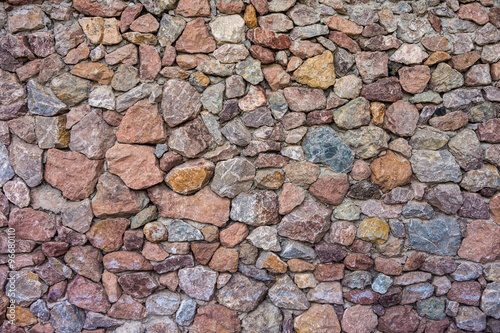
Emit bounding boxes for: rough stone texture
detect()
[4,0,500,330]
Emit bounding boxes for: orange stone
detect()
[423,51,451,66]
[288,259,315,272]
[244,4,258,28]
[12,306,37,327]
[370,102,385,126]
[165,159,215,195]
[294,304,341,333]
[209,247,239,273]
[258,252,287,274]
[370,151,412,193]
[70,62,114,85]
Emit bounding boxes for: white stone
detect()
[209,15,246,44]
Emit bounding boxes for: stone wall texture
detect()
[0,0,500,331]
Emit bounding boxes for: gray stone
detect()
[408,214,462,256]
[30,299,50,321]
[0,142,14,186]
[130,206,158,229]
[481,282,500,319]
[176,298,197,326]
[116,83,156,112]
[372,274,393,294]
[448,129,483,171]
[280,239,317,259]
[230,190,279,226]
[269,274,310,310]
[401,282,434,304]
[429,63,464,93]
[290,24,329,40]
[303,126,354,173]
[409,127,449,150]
[402,201,434,219]
[111,64,139,92]
[216,274,268,312]
[221,118,252,146]
[145,290,180,315]
[7,270,47,306]
[61,199,93,233]
[342,271,372,289]
[158,14,186,47]
[27,79,67,116]
[443,88,484,111]
[451,262,482,282]
[164,219,203,242]
[178,266,217,301]
[83,313,123,330]
[235,58,263,85]
[9,136,43,187]
[333,97,371,130]
[410,150,462,183]
[247,226,281,251]
[343,125,390,159]
[211,157,256,198]
[161,79,202,127]
[69,109,116,159]
[417,297,446,320]
[456,306,487,332]
[51,301,85,333]
[201,83,225,114]
[88,85,115,110]
[460,164,500,192]
[50,73,90,106]
[198,60,234,76]
[241,301,282,333]
[307,282,343,304]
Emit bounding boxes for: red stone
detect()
[139,45,161,81]
[67,276,110,313]
[458,220,500,263]
[175,18,216,53]
[247,28,291,50]
[190,304,241,333]
[9,208,56,242]
[309,174,349,206]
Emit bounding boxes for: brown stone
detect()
[422,36,450,52]
[342,305,378,333]
[375,257,403,276]
[192,243,220,265]
[490,193,500,225]
[120,3,142,32]
[458,3,489,25]
[398,65,431,94]
[325,15,362,37]
[130,14,159,33]
[92,172,149,218]
[244,4,258,28]
[220,223,248,248]
[250,45,274,64]
[329,31,361,53]
[429,111,469,131]
[278,182,305,215]
[9,208,56,242]
[344,254,374,270]
[294,304,342,333]
[378,305,420,333]
[458,220,500,263]
[451,51,481,72]
[370,151,412,193]
[209,248,239,273]
[116,100,167,144]
[168,119,212,158]
[383,100,419,137]
[165,159,215,195]
[103,251,153,273]
[247,27,291,50]
[360,77,403,102]
[314,264,344,281]
[175,18,216,53]
[106,144,164,190]
[86,218,129,252]
[67,276,110,313]
[447,281,481,306]
[108,294,147,320]
[309,174,349,206]
[344,289,380,305]
[176,0,210,17]
[148,185,230,227]
[70,62,114,85]
[190,304,241,333]
[45,149,104,201]
[139,45,161,81]
[424,51,451,66]
[102,272,121,303]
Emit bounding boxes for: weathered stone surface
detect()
[231,190,279,226]
[278,197,331,243]
[360,77,403,102]
[168,119,212,158]
[149,185,229,226]
[269,274,309,310]
[458,220,500,263]
[64,246,103,282]
[161,79,202,127]
[408,214,462,256]
[67,276,110,313]
[333,97,370,130]
[303,126,354,173]
[370,151,412,193]
[210,157,256,198]
[178,266,217,301]
[292,51,336,89]
[87,218,129,252]
[190,304,241,333]
[175,18,216,53]
[377,305,420,333]
[410,150,462,183]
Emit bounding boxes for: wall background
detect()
[0,0,500,331]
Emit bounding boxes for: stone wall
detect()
[0,0,500,331]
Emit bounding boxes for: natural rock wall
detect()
[0,0,500,331]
